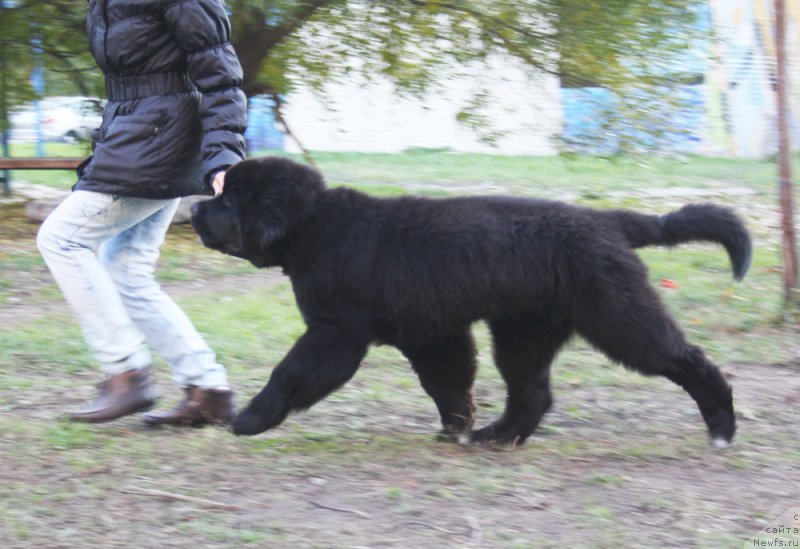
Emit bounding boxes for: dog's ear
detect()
[253,174,319,247]
[252,189,294,247]
[257,221,286,248]
[236,209,287,256]
[234,156,324,254]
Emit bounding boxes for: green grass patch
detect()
[6,147,784,198]
[0,151,797,548]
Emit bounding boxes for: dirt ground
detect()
[1,197,798,548]
[1,267,799,548]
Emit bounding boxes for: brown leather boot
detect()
[69,367,156,423]
[142,386,235,427]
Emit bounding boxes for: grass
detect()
[2,147,796,394]
[5,142,787,196]
[0,150,798,547]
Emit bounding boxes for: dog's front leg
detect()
[232,324,369,436]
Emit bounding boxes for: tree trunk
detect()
[775,0,798,309]
[1,3,9,197]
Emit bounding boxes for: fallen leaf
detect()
[660,278,680,289]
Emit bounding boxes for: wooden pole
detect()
[775,0,798,306]
[0,1,10,196]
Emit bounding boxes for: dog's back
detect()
[287,189,751,349]
[295,191,749,340]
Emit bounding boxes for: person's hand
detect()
[212,171,226,196]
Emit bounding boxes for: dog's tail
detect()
[608,203,752,281]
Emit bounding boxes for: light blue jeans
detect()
[36,190,228,388]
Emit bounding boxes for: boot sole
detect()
[142,417,232,428]
[68,400,156,424]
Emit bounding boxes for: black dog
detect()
[191,156,751,447]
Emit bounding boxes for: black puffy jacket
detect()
[76,0,247,198]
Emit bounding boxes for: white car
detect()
[9,96,104,143]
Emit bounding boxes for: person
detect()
[36,0,247,426]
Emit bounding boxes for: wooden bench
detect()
[0,157,83,170]
[0,157,84,195]
[0,157,202,224]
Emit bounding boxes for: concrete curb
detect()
[2,183,209,224]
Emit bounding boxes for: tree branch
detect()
[120,487,242,512]
[260,0,335,52]
[402,0,600,87]
[268,91,316,168]
[236,0,335,92]
[405,0,553,43]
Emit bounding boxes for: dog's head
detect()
[191,156,325,268]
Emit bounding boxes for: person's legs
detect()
[37,191,174,421]
[97,200,228,389]
[95,201,235,426]
[37,191,233,424]
[37,191,163,375]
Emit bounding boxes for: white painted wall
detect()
[282,61,563,155]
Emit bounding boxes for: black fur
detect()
[191,156,752,447]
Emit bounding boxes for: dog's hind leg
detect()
[399,331,478,442]
[660,346,736,448]
[233,323,369,436]
[574,266,736,447]
[471,315,571,446]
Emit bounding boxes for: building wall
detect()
[703,0,800,157]
[276,1,798,158]
[282,62,562,156]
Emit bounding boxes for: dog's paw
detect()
[469,425,496,445]
[710,436,733,450]
[707,414,735,450]
[435,430,471,445]
[470,425,525,449]
[231,411,269,436]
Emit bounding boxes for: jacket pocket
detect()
[85,110,168,185]
[153,103,202,182]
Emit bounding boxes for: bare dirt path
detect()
[1,186,798,547]
[1,354,797,547]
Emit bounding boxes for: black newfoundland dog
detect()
[192,156,751,448]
